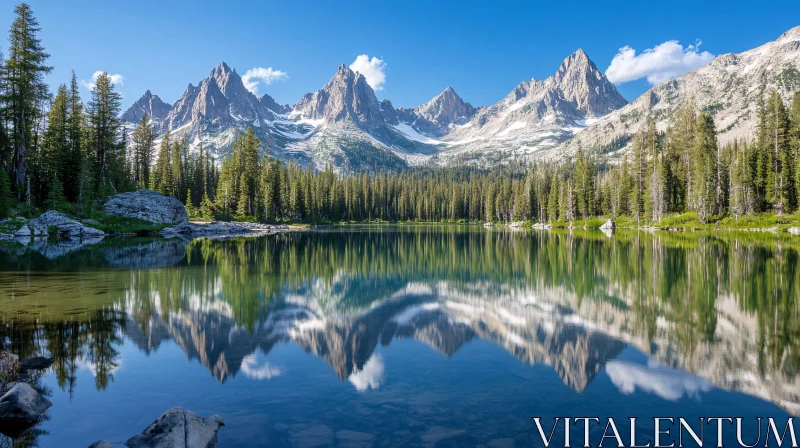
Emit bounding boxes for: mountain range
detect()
[122,26,800,172]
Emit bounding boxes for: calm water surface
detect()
[0,226,798,447]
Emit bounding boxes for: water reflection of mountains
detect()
[125,283,625,393]
[1,229,799,416]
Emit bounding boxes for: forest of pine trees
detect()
[1,3,800,227]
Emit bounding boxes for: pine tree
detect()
[171,136,183,198]
[628,130,647,224]
[688,111,718,222]
[152,130,172,194]
[547,174,559,222]
[761,90,792,213]
[5,3,52,193]
[131,114,154,189]
[644,115,666,222]
[184,188,196,219]
[41,84,69,207]
[0,168,12,218]
[65,71,84,203]
[791,93,800,202]
[87,72,124,193]
[665,103,697,212]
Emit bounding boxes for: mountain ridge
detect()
[122,26,800,171]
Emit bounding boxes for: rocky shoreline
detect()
[0,190,298,245]
[1,351,225,447]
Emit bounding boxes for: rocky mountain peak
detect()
[414,87,475,128]
[336,64,355,77]
[293,64,383,126]
[779,25,800,41]
[192,77,229,122]
[121,90,172,124]
[553,48,627,117]
[211,61,233,77]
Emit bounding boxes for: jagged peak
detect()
[212,61,232,75]
[336,64,355,77]
[144,89,152,96]
[558,48,597,73]
[778,25,800,41]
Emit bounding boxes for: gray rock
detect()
[88,441,115,448]
[14,210,104,240]
[104,190,188,225]
[788,227,800,235]
[599,219,615,230]
[18,356,55,372]
[160,221,284,240]
[0,383,52,421]
[13,224,31,237]
[124,407,224,448]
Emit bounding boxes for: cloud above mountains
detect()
[349,54,387,91]
[242,67,288,95]
[605,39,714,85]
[82,71,124,91]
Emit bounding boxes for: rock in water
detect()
[19,356,55,372]
[104,190,188,225]
[0,383,52,421]
[599,219,615,231]
[13,211,105,239]
[124,407,224,448]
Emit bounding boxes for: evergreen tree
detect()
[152,130,172,195]
[0,168,12,218]
[688,111,718,222]
[41,84,69,206]
[5,3,52,193]
[762,89,793,213]
[65,70,83,203]
[131,113,154,189]
[87,72,124,193]
[185,188,196,219]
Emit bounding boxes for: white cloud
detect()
[242,67,288,95]
[348,354,384,392]
[349,54,386,91]
[81,71,125,91]
[606,360,712,401]
[605,40,714,85]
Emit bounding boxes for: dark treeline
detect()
[2,3,800,226]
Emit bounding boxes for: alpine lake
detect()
[0,225,798,447]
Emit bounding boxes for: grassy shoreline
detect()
[311,212,800,234]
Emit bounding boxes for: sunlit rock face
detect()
[552,26,800,161]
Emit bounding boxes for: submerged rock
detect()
[18,356,55,372]
[104,190,188,225]
[124,407,224,448]
[0,383,52,422]
[13,210,104,240]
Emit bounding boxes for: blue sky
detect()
[11,0,800,110]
